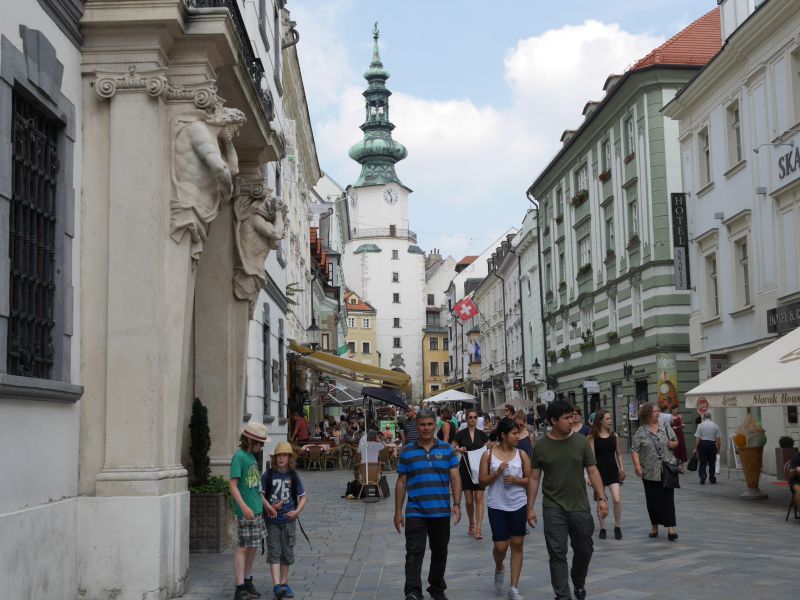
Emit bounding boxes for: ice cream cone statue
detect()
[733,415,768,500]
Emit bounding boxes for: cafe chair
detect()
[378,446,395,472]
[306,445,323,471]
[356,462,383,501]
[784,460,799,521]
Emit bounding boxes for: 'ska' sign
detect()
[670,193,690,290]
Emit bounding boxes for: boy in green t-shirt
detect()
[229,422,275,600]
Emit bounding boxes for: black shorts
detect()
[790,477,800,492]
[487,506,527,541]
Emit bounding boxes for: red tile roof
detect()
[457,256,478,267]
[344,290,376,313]
[632,8,721,71]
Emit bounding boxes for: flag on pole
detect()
[453,297,479,321]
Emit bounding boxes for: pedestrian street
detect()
[185,456,799,600]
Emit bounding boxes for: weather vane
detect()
[373,21,379,41]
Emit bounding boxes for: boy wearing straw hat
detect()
[262,442,307,599]
[230,422,274,600]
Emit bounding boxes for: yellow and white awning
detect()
[289,341,411,393]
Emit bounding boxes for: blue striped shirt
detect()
[397,439,459,518]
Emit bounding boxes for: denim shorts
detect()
[487,505,527,541]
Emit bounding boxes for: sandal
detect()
[475,529,483,540]
[467,525,474,537]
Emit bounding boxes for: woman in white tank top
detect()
[479,419,531,600]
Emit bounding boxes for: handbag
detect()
[650,425,680,489]
[687,452,698,471]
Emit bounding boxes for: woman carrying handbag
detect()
[631,403,680,541]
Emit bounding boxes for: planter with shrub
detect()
[776,435,797,473]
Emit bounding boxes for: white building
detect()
[444,229,518,386]
[340,28,426,400]
[0,2,83,597]
[244,14,321,456]
[517,208,547,403]
[664,0,800,475]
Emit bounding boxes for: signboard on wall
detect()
[767,300,800,334]
[670,193,691,290]
[656,353,679,410]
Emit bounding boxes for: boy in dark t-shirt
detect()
[262,442,307,599]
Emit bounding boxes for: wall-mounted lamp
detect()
[753,139,794,154]
[714,212,724,220]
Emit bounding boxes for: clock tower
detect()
[342,24,425,400]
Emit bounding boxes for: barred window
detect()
[9,92,59,379]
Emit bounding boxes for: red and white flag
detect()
[453,297,479,321]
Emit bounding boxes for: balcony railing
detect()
[351,227,417,243]
[189,0,274,121]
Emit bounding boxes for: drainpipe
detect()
[527,190,548,397]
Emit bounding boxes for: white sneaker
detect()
[494,570,504,593]
[508,587,524,600]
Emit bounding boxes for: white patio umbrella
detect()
[424,389,478,404]
[685,327,800,409]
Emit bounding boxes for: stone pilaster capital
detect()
[94,65,170,99]
[94,65,221,110]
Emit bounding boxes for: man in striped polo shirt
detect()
[395,408,461,600]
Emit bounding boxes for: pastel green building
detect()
[528,11,722,442]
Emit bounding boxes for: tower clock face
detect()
[383,189,399,205]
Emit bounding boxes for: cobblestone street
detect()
[185,456,799,600]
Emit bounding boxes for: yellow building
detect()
[423,307,450,397]
[344,289,379,367]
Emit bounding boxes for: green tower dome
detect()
[348,23,407,187]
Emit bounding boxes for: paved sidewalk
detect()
[185,457,799,600]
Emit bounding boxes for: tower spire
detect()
[348,23,407,187]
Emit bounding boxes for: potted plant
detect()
[598,169,611,183]
[570,189,589,207]
[559,346,571,360]
[606,330,619,343]
[558,281,567,291]
[189,397,230,553]
[547,349,557,363]
[579,329,595,351]
[542,225,550,236]
[577,263,592,277]
[605,248,615,263]
[776,435,797,472]
[627,234,640,250]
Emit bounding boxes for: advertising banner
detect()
[657,353,679,410]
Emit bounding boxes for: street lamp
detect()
[306,318,321,351]
[531,357,541,380]
[488,363,494,378]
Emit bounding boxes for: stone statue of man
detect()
[171,106,246,259]
[233,188,288,305]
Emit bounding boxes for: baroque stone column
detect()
[79,61,234,599]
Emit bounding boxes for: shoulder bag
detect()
[649,427,680,489]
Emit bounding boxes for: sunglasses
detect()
[467,415,477,419]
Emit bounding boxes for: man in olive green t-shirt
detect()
[527,400,608,600]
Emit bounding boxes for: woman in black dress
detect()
[588,410,625,539]
[455,408,489,540]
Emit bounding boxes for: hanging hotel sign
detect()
[767,300,800,335]
[670,193,690,290]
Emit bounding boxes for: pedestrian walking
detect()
[402,405,419,447]
[437,406,457,445]
[479,419,531,600]
[455,408,490,540]
[229,423,274,600]
[631,403,680,540]
[526,400,608,600]
[261,442,307,599]
[789,449,800,511]
[394,408,462,600]
[513,411,534,459]
[670,407,688,470]
[587,410,625,540]
[694,413,722,484]
[571,406,590,436]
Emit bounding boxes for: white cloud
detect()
[297,17,664,258]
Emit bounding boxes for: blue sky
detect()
[291,0,715,259]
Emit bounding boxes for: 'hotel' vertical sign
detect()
[670,193,690,290]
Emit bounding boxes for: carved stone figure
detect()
[171,105,246,259]
[233,182,288,308]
